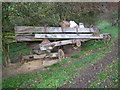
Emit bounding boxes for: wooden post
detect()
[7,44,11,64]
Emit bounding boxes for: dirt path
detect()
[61,40,118,88]
[2,59,44,78]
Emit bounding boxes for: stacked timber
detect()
[15,26,103,42]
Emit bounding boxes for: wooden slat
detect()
[16,35,43,41]
[16,34,103,41]
[22,53,58,60]
[35,34,104,39]
[15,26,95,33]
[15,35,66,41]
[23,54,47,60]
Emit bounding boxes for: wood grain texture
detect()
[16,34,103,41]
[15,26,95,33]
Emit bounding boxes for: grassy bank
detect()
[2,42,31,63]
[2,21,118,88]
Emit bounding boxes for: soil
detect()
[63,44,81,58]
[2,44,81,78]
[2,59,44,78]
[60,40,118,88]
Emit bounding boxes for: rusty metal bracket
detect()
[61,27,64,32]
[44,24,47,32]
[41,39,50,44]
[76,25,78,34]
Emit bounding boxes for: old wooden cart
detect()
[15,25,111,61]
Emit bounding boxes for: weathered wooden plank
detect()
[22,53,58,60]
[16,34,104,41]
[15,35,64,41]
[43,60,59,66]
[35,34,104,39]
[40,39,79,47]
[39,39,81,50]
[22,54,47,60]
[16,35,35,41]
[15,26,94,33]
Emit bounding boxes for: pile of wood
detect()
[15,26,111,61]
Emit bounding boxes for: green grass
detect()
[89,58,119,88]
[2,21,118,88]
[2,46,111,88]
[2,42,31,63]
[9,43,31,62]
[44,59,68,68]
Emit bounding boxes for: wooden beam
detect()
[35,34,104,39]
[16,35,35,41]
[39,39,91,51]
[15,26,95,33]
[40,39,79,47]
[22,54,47,60]
[39,39,81,50]
[16,34,104,41]
[22,53,58,60]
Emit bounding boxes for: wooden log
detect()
[46,53,58,58]
[39,37,101,51]
[22,53,58,60]
[35,39,89,51]
[15,26,95,33]
[39,39,81,50]
[22,54,47,60]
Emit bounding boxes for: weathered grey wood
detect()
[22,52,58,60]
[16,34,104,41]
[15,35,67,41]
[35,34,104,39]
[46,53,58,58]
[15,26,95,33]
[39,39,81,50]
[43,60,59,66]
[22,54,47,60]
[40,39,79,50]
[16,35,43,41]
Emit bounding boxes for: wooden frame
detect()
[15,26,111,60]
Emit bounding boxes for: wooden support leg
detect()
[58,49,65,61]
[72,40,81,50]
[103,34,112,44]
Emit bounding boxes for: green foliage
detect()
[2,2,118,63]
[9,42,31,63]
[71,54,80,58]
[2,2,118,32]
[2,1,118,88]
[2,42,31,63]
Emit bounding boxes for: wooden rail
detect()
[15,26,94,33]
[35,34,103,39]
[15,26,103,42]
[16,34,103,41]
